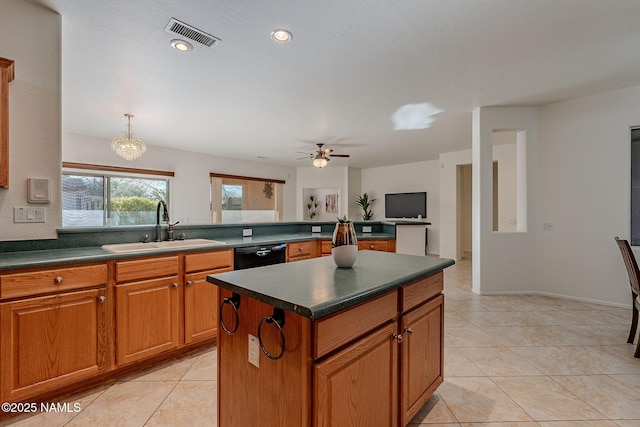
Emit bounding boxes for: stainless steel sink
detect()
[102,238,226,254]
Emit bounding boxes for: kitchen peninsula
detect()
[208,250,454,427]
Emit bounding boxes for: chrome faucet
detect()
[155,200,170,242]
[167,221,180,241]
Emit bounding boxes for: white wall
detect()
[296,166,349,220]
[0,0,61,241]
[361,161,440,255]
[301,187,340,221]
[472,106,538,295]
[63,133,297,224]
[536,85,640,307]
[347,167,362,220]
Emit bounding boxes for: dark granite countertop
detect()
[207,251,454,320]
[0,232,393,270]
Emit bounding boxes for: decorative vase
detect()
[332,222,358,268]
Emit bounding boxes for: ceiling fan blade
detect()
[297,156,311,160]
[330,154,350,158]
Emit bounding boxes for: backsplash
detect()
[0,221,395,253]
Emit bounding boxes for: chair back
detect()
[615,237,640,296]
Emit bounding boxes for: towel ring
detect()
[219,293,241,335]
[257,308,286,360]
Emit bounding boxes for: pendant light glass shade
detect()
[111,113,146,160]
[313,155,328,168]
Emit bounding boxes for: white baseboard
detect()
[473,290,631,309]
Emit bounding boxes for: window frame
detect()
[210,173,285,224]
[62,162,174,228]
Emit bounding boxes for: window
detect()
[62,164,171,227]
[211,173,284,223]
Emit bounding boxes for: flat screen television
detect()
[384,192,426,219]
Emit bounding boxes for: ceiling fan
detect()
[298,143,350,168]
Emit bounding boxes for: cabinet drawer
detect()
[184,249,233,273]
[358,240,388,252]
[0,263,107,299]
[287,240,317,261]
[401,271,443,313]
[314,291,397,359]
[115,256,179,283]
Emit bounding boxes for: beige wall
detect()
[0,0,61,241]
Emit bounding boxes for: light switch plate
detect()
[14,207,46,223]
[363,226,372,233]
[243,229,253,237]
[311,226,321,233]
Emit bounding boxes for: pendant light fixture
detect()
[111,113,147,161]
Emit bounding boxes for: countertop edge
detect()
[207,255,455,320]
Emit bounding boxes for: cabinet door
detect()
[314,322,398,427]
[184,270,224,344]
[115,277,180,366]
[0,288,108,402]
[400,295,444,426]
[320,240,332,256]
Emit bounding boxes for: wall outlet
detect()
[311,226,321,233]
[543,222,554,231]
[248,334,260,368]
[243,228,253,237]
[14,207,46,223]
[362,226,372,233]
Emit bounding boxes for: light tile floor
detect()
[3,258,640,426]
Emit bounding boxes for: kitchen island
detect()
[207,250,454,427]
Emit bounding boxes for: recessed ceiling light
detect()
[271,29,292,43]
[170,39,193,52]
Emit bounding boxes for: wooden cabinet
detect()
[184,250,233,344]
[217,270,444,427]
[115,275,180,366]
[0,263,108,402]
[0,57,15,188]
[114,250,233,365]
[400,294,443,425]
[321,238,396,256]
[314,322,398,427]
[286,240,319,262]
[114,256,181,366]
[320,240,332,256]
[313,291,399,426]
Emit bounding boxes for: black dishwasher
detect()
[234,243,287,270]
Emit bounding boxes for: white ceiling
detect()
[29,0,640,168]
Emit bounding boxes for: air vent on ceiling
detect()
[164,18,221,47]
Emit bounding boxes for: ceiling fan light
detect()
[313,156,328,168]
